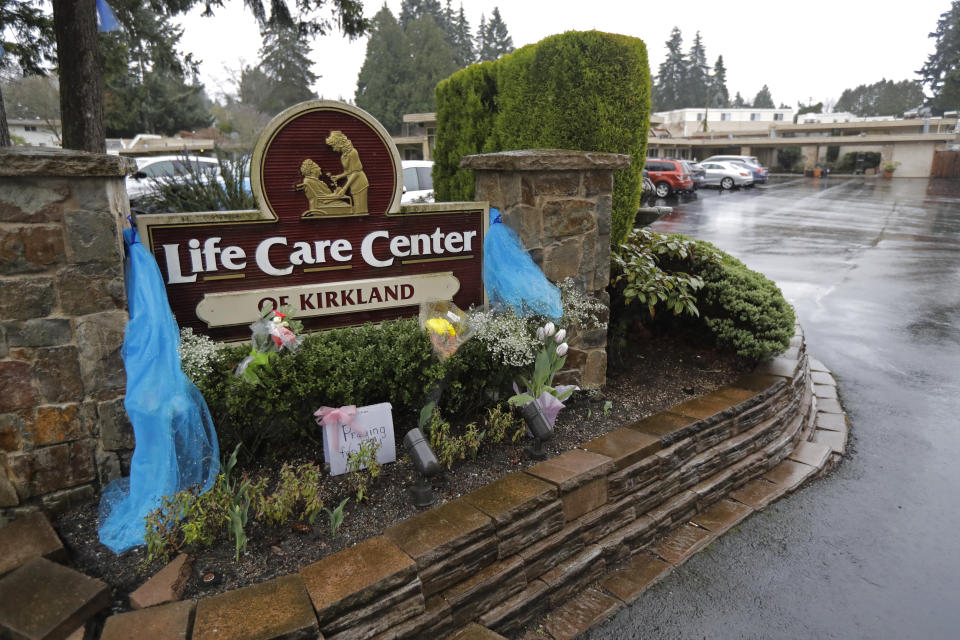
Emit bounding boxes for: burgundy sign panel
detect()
[139,101,487,342]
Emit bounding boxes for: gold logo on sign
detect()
[297,130,370,219]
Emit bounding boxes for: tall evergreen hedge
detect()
[434,30,650,248]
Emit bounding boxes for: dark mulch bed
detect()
[52,331,750,617]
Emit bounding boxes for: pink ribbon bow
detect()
[314,405,363,454]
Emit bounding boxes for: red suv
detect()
[645,159,694,197]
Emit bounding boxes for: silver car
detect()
[699,160,754,190]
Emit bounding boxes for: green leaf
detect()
[508,393,535,406]
[419,401,436,430]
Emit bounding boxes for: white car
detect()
[401,160,434,203]
[126,155,220,202]
[699,160,754,190]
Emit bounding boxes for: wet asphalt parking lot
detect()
[586,177,960,640]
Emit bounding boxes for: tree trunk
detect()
[52,0,105,153]
[0,84,11,147]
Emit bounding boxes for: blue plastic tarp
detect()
[98,228,219,554]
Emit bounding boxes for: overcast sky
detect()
[177,0,949,112]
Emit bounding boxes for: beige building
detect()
[398,109,959,178]
[393,112,436,160]
[649,115,959,178]
[654,107,795,138]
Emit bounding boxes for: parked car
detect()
[681,160,706,190]
[699,160,754,189]
[126,155,220,202]
[702,155,769,184]
[402,160,434,203]
[645,158,694,197]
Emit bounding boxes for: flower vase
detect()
[519,399,552,459]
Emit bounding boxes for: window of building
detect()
[774,113,784,121]
[24,125,38,132]
[750,113,761,121]
[721,113,731,121]
[696,113,703,121]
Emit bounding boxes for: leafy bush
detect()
[776,146,803,171]
[138,150,255,214]
[692,246,796,361]
[610,229,794,362]
[434,30,650,248]
[196,317,527,459]
[838,151,881,171]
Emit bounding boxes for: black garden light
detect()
[402,428,440,508]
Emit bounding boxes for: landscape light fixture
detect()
[402,428,440,508]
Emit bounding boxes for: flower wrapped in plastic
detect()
[235,308,303,384]
[419,300,475,361]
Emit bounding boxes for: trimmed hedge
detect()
[196,318,519,460]
[434,30,650,248]
[693,246,796,361]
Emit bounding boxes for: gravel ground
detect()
[53,331,749,617]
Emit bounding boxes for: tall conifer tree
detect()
[684,31,708,108]
[919,1,960,111]
[752,84,775,108]
[711,55,729,107]
[356,6,408,132]
[652,27,686,110]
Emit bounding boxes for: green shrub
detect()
[776,146,803,171]
[692,246,796,361]
[838,151,881,171]
[197,317,519,459]
[434,30,651,247]
[609,230,794,362]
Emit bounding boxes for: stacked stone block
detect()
[461,150,630,389]
[0,148,134,520]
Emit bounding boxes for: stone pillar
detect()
[460,149,630,389]
[0,148,135,520]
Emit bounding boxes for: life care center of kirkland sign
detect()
[138,101,489,341]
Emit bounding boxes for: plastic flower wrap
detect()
[419,300,475,361]
[509,321,578,429]
[235,308,303,384]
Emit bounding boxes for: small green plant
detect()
[484,404,523,444]
[346,439,382,502]
[462,422,486,460]
[250,462,325,526]
[603,400,613,416]
[427,409,464,469]
[324,497,349,538]
[227,499,249,561]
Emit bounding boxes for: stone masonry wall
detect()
[0,148,136,521]
[68,323,816,640]
[461,150,631,389]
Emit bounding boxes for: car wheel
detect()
[655,182,671,198]
[720,177,734,190]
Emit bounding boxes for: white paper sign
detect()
[321,402,396,476]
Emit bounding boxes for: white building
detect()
[794,111,896,125]
[7,118,61,147]
[653,107,794,138]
